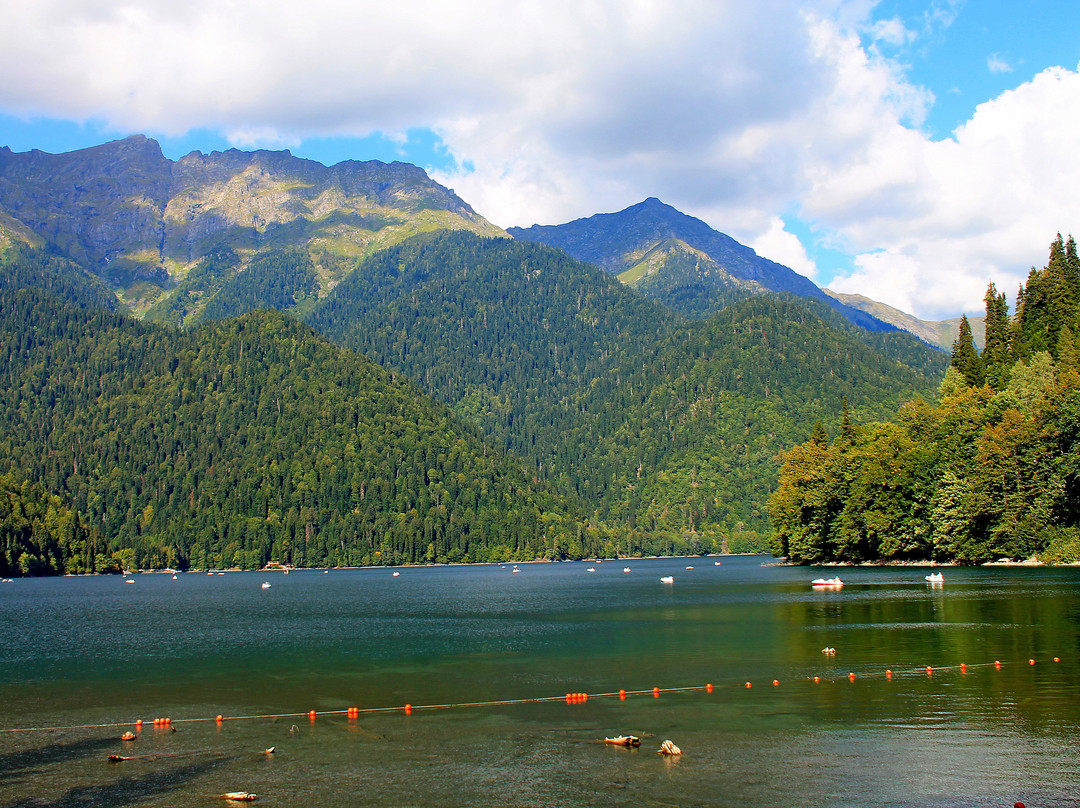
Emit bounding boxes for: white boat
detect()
[392,571,400,577]
[714,561,722,566]
[623,567,631,573]
[124,579,135,584]
[171,575,177,580]
[685,566,694,570]
[260,582,272,589]
[586,567,596,573]
[660,576,674,583]
[925,572,944,583]
[811,577,844,588]
[512,566,521,573]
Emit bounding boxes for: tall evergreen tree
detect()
[983,283,1012,389]
[950,315,984,387]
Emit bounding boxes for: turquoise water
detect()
[1,556,1078,806]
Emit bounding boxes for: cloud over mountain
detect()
[2,1,1079,318]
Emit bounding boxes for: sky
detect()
[1,1,1079,320]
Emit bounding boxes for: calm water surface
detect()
[1,556,1078,807]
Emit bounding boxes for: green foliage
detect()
[0,243,120,312]
[950,315,984,386]
[0,472,105,577]
[307,231,946,548]
[197,248,319,323]
[0,287,592,573]
[774,234,1080,564]
[143,247,241,327]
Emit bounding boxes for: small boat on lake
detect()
[811,577,843,588]
[623,567,631,573]
[260,582,271,589]
[660,576,674,583]
[587,568,596,573]
[925,572,944,583]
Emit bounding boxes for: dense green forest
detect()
[0,285,612,574]
[0,243,120,312]
[770,235,1080,564]
[0,232,948,575]
[307,231,946,549]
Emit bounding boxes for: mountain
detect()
[0,136,502,317]
[306,230,948,548]
[508,197,892,330]
[825,289,985,351]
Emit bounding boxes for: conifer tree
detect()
[950,315,984,387]
[982,283,1012,389]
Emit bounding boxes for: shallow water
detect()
[1,557,1078,807]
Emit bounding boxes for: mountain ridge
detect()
[0,135,503,315]
[509,197,894,331]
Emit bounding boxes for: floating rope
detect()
[0,654,1065,735]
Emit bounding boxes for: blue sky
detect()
[1,1,1078,319]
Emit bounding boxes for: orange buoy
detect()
[1054,657,1060,663]
[705,683,713,693]
[652,687,660,698]
[163,717,171,726]
[885,669,892,679]
[960,663,967,674]
[813,676,820,683]
[215,715,223,724]
[848,672,856,682]
[995,660,1002,669]
[404,704,412,715]
[1029,658,1036,665]
[309,710,317,721]
[926,666,933,676]
[772,679,779,687]
[745,681,752,688]
[619,689,627,700]
[582,693,588,702]
[135,719,143,728]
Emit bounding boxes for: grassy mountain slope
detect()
[825,289,985,350]
[0,136,503,317]
[509,197,892,330]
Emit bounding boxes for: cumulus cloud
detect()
[0,0,1076,319]
[821,64,1080,318]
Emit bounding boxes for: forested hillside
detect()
[307,231,947,549]
[0,284,599,574]
[770,235,1080,564]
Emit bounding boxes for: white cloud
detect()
[817,63,1080,318]
[749,218,820,282]
[0,0,1076,320]
[987,53,1014,74]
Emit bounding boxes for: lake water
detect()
[1,556,1078,807]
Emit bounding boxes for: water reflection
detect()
[0,557,1077,807]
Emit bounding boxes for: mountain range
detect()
[0,136,951,574]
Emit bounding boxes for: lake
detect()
[1,556,1078,807]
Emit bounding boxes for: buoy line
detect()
[0,654,1065,735]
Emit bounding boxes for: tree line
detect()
[770,235,1080,564]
